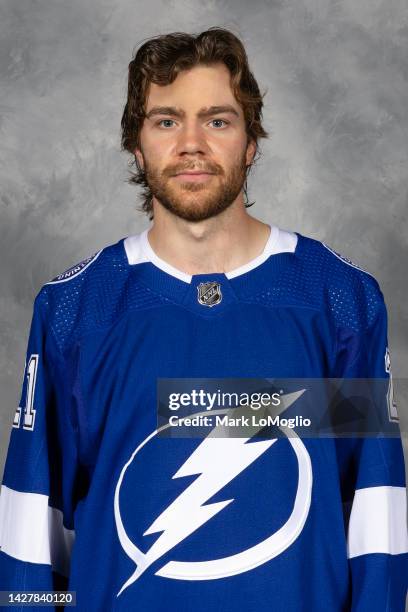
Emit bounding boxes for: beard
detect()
[141,149,248,222]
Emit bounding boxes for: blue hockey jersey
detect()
[1,224,407,611]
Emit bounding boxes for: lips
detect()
[175,171,214,176]
[173,171,215,183]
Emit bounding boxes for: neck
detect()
[147,203,271,276]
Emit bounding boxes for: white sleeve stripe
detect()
[0,484,75,577]
[347,485,408,558]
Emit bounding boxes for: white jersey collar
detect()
[124,224,297,284]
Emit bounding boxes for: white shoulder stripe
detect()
[0,485,75,577]
[347,486,408,558]
[45,250,103,285]
[321,242,375,279]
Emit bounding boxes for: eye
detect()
[210,119,229,128]
[156,119,176,128]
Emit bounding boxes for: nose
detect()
[175,122,209,157]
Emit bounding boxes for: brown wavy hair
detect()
[121,27,269,220]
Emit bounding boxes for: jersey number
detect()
[13,354,39,430]
[385,347,398,423]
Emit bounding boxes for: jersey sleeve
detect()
[0,290,80,596]
[334,294,408,610]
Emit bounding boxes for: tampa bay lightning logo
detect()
[114,391,313,597]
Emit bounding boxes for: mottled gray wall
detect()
[1,0,407,491]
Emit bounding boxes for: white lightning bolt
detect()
[116,390,303,595]
[141,436,274,574]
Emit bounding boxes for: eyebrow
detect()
[145,105,240,120]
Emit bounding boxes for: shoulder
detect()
[34,238,130,352]
[294,232,386,332]
[40,238,127,293]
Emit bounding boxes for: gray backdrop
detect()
[1,0,407,580]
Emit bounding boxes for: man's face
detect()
[135,63,256,222]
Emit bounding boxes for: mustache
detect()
[167,163,221,176]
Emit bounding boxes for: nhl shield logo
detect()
[197,281,222,307]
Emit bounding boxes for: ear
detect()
[134,148,144,170]
[245,138,256,166]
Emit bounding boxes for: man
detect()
[0,27,407,611]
